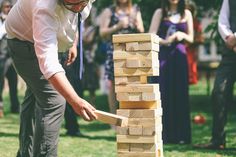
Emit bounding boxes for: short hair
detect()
[1,0,11,11]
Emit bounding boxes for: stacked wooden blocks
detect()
[113,33,163,157]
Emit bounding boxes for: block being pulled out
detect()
[95,110,128,127]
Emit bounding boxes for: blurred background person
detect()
[82,15,99,106]
[195,0,236,150]
[59,51,84,137]
[186,0,204,85]
[0,0,19,117]
[149,0,193,144]
[99,0,144,120]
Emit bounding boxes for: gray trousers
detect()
[211,58,236,145]
[8,38,66,157]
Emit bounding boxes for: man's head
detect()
[62,0,89,13]
[61,0,95,21]
[1,0,12,15]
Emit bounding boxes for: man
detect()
[5,0,97,156]
[0,0,20,117]
[196,0,236,149]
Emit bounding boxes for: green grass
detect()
[1,79,236,157]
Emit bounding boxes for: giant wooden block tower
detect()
[112,33,163,157]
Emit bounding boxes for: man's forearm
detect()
[48,72,82,107]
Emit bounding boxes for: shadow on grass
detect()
[164,144,236,156]
[61,121,112,133]
[80,122,111,132]
[60,133,116,141]
[0,132,18,137]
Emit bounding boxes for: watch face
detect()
[63,0,88,13]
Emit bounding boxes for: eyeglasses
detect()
[3,5,12,8]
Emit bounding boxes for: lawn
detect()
[0,79,236,157]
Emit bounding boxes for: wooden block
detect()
[119,101,161,109]
[115,76,147,85]
[117,152,157,157]
[121,58,159,69]
[143,126,156,136]
[126,59,141,68]
[128,110,143,118]
[113,43,126,51]
[129,125,143,135]
[114,67,159,77]
[113,51,136,60]
[117,135,157,143]
[126,59,159,68]
[140,76,148,84]
[117,108,162,118]
[139,42,159,52]
[142,92,160,101]
[117,92,160,101]
[156,142,164,157]
[143,125,162,138]
[126,42,139,51]
[143,108,163,118]
[94,110,128,127]
[156,131,163,142]
[130,143,143,152]
[116,126,129,135]
[117,109,141,118]
[113,50,158,60]
[128,117,162,127]
[128,118,156,127]
[114,60,126,68]
[116,109,130,117]
[125,42,159,52]
[112,33,159,44]
[117,143,130,152]
[143,144,156,152]
[115,84,159,93]
[116,93,142,101]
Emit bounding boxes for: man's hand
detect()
[233,46,236,53]
[48,72,97,121]
[66,45,77,66]
[72,98,97,121]
[226,34,236,50]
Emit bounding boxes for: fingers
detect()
[78,99,97,121]
[80,109,91,121]
[233,46,236,53]
[80,106,97,121]
[66,48,77,65]
[65,52,72,65]
[85,106,97,120]
[82,100,97,120]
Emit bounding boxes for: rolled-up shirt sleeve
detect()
[32,3,65,80]
[218,0,232,41]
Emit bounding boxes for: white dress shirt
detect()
[218,0,235,41]
[0,13,6,40]
[5,0,94,79]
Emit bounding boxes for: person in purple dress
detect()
[149,0,194,144]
